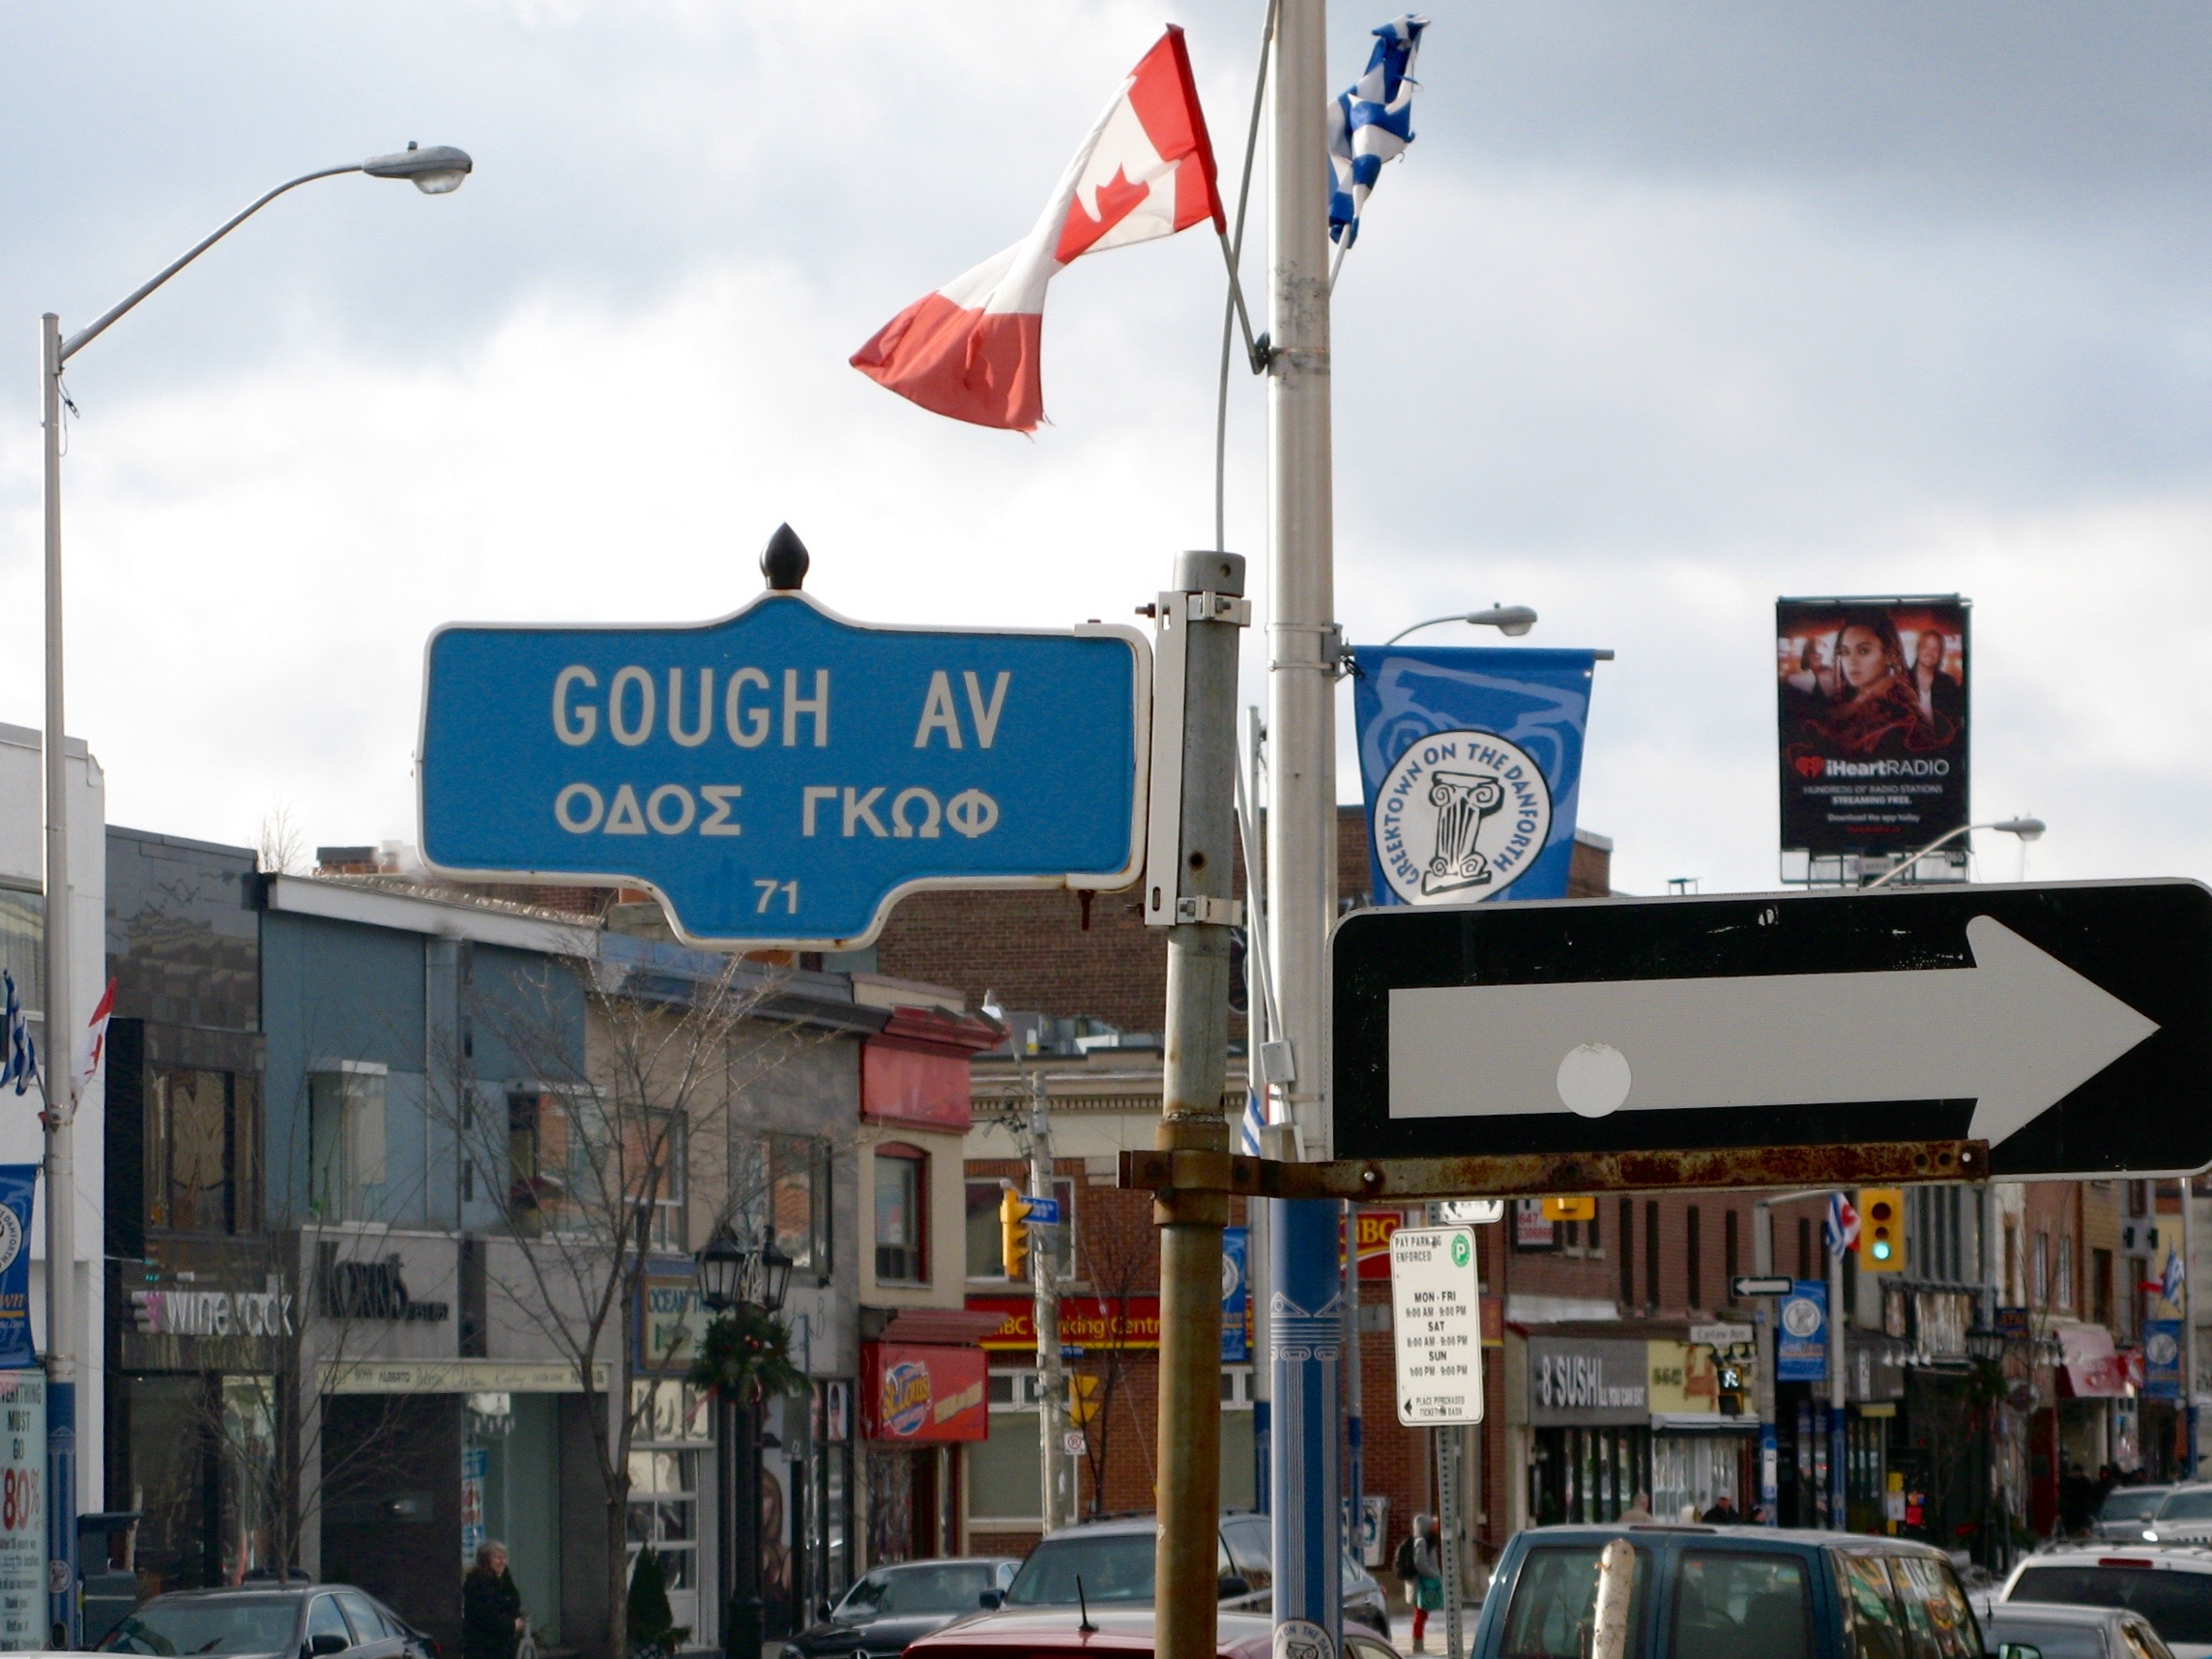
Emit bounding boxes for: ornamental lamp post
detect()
[695,1223,774,1659]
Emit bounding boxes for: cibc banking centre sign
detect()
[418,536,1150,949]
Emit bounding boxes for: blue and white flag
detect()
[1825,1193,1860,1256]
[2164,1245,2186,1309]
[1238,1090,1267,1158]
[1353,647,1601,905]
[0,974,34,1098]
[1327,15,1429,247]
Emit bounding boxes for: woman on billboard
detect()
[1800,609,1959,759]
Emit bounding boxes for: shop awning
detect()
[2056,1324,2131,1399]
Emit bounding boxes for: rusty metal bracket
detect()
[1120,1138,1986,1201]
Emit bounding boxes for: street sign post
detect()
[1333,881,2212,1179]
[419,544,1149,949]
[1388,1227,1484,1425]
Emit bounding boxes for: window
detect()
[310,1065,388,1223]
[965,1178,1074,1282]
[334,1593,390,1643]
[875,1145,926,1284]
[1686,1206,1703,1310]
[306,1597,352,1648]
[2009,1563,2212,1646]
[1671,1551,1812,1659]
[768,1133,831,1275]
[1798,1216,1814,1283]
[1644,1203,1660,1308]
[148,1066,257,1235]
[2005,1222,2020,1304]
[2057,1235,2075,1311]
[1836,1553,1906,1659]
[1500,1545,1646,1659]
[508,1091,596,1236]
[627,1381,711,1627]
[2095,1249,2114,1325]
[619,1110,686,1255]
[2035,1232,2051,1307]
[1619,1199,1636,1308]
[1886,1553,1979,1659]
[0,890,41,1016]
[1725,1210,1740,1303]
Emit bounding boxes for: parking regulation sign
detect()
[1389,1226,1484,1425]
[419,588,1150,948]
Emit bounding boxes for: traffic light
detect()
[1068,1374,1102,1426]
[1001,1186,1031,1280]
[1859,1188,1906,1273]
[1715,1360,1748,1417]
[1542,1195,1596,1222]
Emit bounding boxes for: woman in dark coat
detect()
[463,1541,525,1659]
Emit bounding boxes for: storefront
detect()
[1527,1335,1649,1525]
[859,1338,987,1563]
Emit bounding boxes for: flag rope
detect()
[1214,0,1280,553]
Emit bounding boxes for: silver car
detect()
[2099,1487,2175,1543]
[1987,1600,2175,1659]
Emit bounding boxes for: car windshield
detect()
[2154,1491,2212,1523]
[2011,1565,2212,1645]
[837,1564,1000,1618]
[1985,1616,2111,1659]
[2104,1490,2169,1524]
[1004,1533,1157,1606]
[101,1600,299,1656]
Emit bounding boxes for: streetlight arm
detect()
[60,163,363,363]
[1863,824,1974,888]
[1383,613,1471,647]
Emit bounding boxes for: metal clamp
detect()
[1173,895,1243,926]
[1187,592,1252,627]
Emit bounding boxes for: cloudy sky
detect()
[4,1,2211,898]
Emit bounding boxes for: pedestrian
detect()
[1620,1491,1653,1522]
[463,1540,525,1659]
[1700,1493,1738,1525]
[1410,1514,1443,1653]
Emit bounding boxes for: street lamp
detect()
[693,1222,790,1659]
[38,142,469,1644]
[1863,818,2047,889]
[1383,603,1539,646]
[756,1227,794,1316]
[697,1223,748,1314]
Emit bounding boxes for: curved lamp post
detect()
[38,142,469,1644]
[1382,604,1539,646]
[1863,818,2046,889]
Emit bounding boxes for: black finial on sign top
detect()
[762,523,809,591]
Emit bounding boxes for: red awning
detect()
[2057,1324,2131,1398]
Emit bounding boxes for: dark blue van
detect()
[1470,1525,2038,1659]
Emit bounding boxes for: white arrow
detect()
[1388,916,2160,1146]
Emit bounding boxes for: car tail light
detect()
[2099,1558,2155,1569]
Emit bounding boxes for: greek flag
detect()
[2165,1246,2186,1308]
[1824,1192,1859,1256]
[0,973,35,1098]
[1327,15,1429,247]
[1239,1090,1267,1157]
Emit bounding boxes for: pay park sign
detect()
[418,548,1149,949]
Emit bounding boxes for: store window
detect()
[874,1146,927,1285]
[964,1178,1075,1281]
[508,1090,597,1236]
[148,1067,258,1234]
[310,1064,388,1223]
[971,1370,1045,1525]
[731,1133,832,1278]
[628,1381,712,1637]
[1220,1366,1257,1511]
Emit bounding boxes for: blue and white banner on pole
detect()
[1222,1227,1249,1363]
[0,1169,35,1372]
[1353,647,1600,906]
[1776,1280,1828,1383]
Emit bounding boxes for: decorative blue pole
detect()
[47,1374,74,1645]
[1271,1198,1342,1653]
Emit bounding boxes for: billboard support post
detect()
[1150,551,1247,1659]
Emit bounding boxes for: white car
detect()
[2001,1544,2212,1659]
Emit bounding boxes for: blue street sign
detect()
[1024,1197,1062,1227]
[419,592,1150,947]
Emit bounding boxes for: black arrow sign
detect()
[1332,879,2212,1179]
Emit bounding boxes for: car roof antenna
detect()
[1076,1575,1096,1635]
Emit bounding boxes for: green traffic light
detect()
[1872,1237,1893,1260]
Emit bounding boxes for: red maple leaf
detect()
[1056,167,1152,264]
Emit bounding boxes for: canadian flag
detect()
[851,27,1224,432]
[73,977,114,1107]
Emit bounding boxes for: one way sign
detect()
[1332,880,2212,1179]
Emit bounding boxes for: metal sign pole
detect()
[1829,1214,1848,1530]
[1030,1082,1063,1533]
[1440,1430,1464,1659]
[1151,552,1248,1659]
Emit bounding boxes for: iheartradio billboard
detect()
[1777,596,1969,858]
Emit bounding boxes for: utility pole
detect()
[1030,1076,1064,1532]
[1265,0,1345,1649]
[1755,1204,1779,1525]
[40,311,78,1652]
[1829,1201,1847,1530]
[1151,551,1247,1659]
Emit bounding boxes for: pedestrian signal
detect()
[1001,1186,1031,1280]
[1541,1195,1596,1222]
[1859,1188,1905,1273]
[1069,1374,1101,1425]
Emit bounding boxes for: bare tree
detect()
[1068,1180,1160,1517]
[256,803,306,876]
[434,948,822,1659]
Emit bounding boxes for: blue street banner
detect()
[0,1169,34,1370]
[1776,1280,1828,1383]
[2145,1319,2183,1401]
[420,591,1150,949]
[1352,647,1600,906]
[1222,1227,1249,1363]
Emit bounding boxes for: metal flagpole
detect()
[1266,0,1343,1649]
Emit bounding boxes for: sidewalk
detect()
[1388,1606,1485,1654]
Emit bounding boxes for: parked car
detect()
[2098,1489,2177,1543]
[2001,1544,2212,1659]
[969,1512,1390,1637]
[2142,1490,2212,1544]
[1470,1523,2034,1659]
[99,1586,437,1659]
[906,1608,1405,1659]
[780,1557,1021,1658]
[1985,1600,2175,1659]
